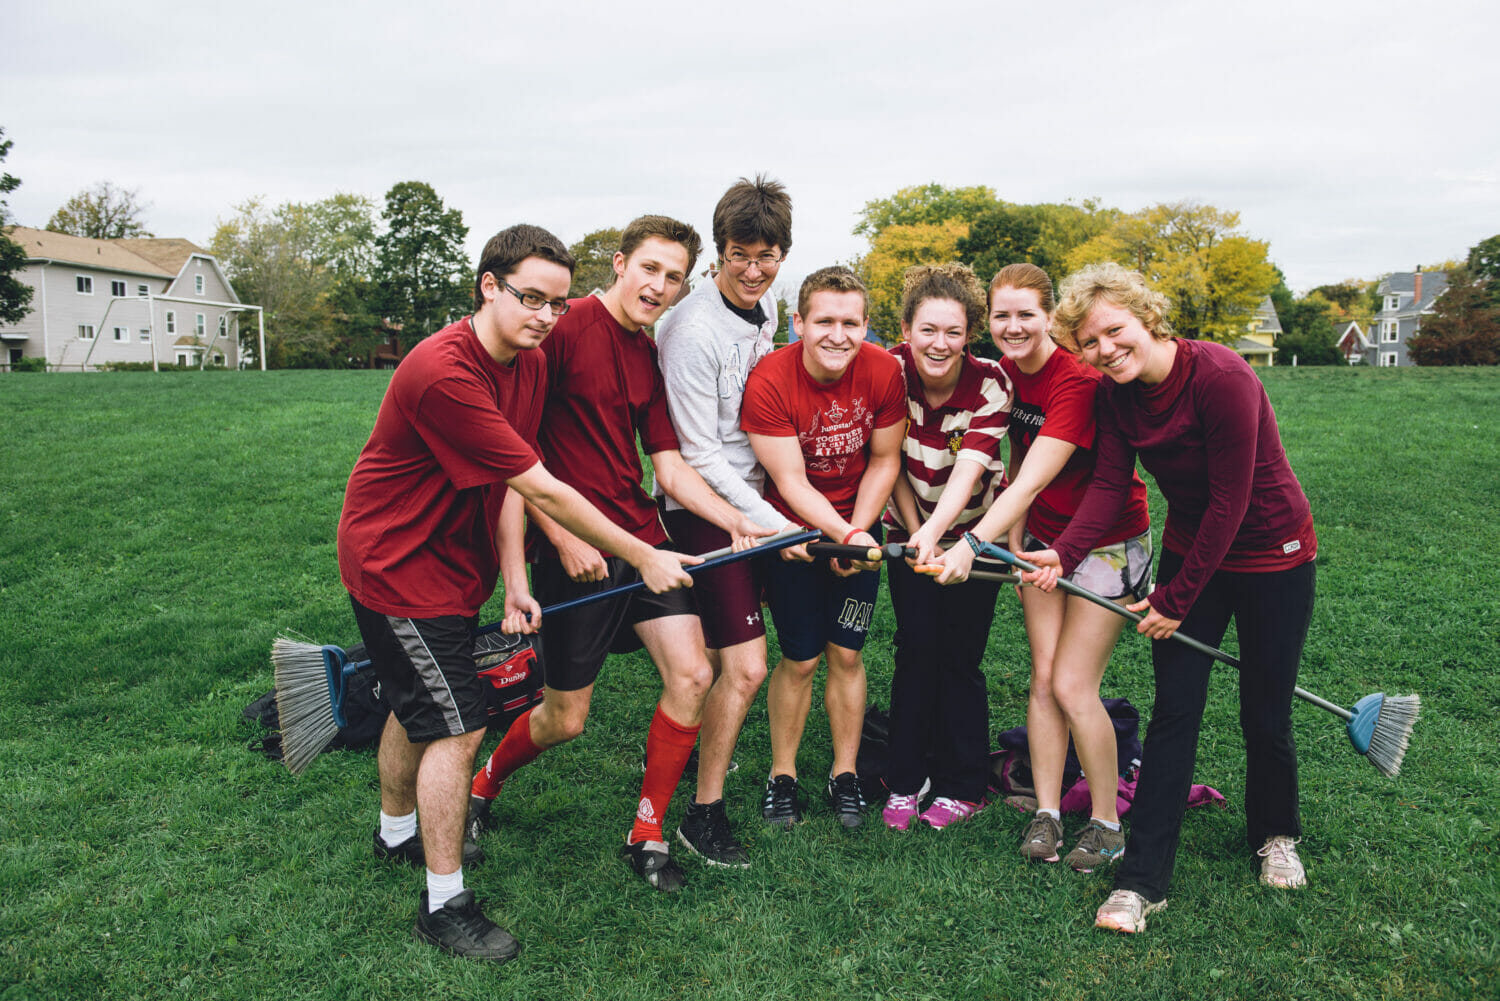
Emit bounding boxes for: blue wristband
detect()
[962,532,983,556]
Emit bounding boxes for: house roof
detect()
[1253,296,1283,334]
[1234,336,1277,356]
[1377,270,1449,312]
[6,226,174,277]
[114,238,211,276]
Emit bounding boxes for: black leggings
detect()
[1114,552,1315,902]
[885,559,1003,803]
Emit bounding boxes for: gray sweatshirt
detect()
[654,281,790,531]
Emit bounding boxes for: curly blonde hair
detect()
[1052,262,1174,352]
[900,262,987,342]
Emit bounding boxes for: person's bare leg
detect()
[824,643,866,777]
[526,684,595,748]
[766,654,819,779]
[1020,586,1068,812]
[379,711,426,816]
[695,636,768,803]
[1052,596,1129,824]
[416,728,486,874]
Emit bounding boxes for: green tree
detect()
[46,181,152,239]
[1409,264,1500,365]
[1463,233,1500,307]
[374,181,469,339]
[957,199,1116,287]
[211,194,382,368]
[567,227,621,297]
[1065,202,1277,342]
[0,127,35,326]
[1276,292,1342,365]
[855,220,967,340]
[853,184,999,238]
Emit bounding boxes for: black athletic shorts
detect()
[349,596,488,742]
[531,549,698,692]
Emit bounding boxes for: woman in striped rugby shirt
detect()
[881,263,1013,831]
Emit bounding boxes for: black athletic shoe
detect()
[761,774,803,829]
[621,838,686,893]
[676,798,750,868]
[465,795,494,846]
[373,828,485,868]
[827,772,867,829]
[412,890,519,962]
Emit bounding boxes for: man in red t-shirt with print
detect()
[466,216,774,894]
[741,265,906,830]
[339,225,697,962]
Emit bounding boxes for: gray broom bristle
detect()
[1366,693,1421,778]
[272,636,341,775]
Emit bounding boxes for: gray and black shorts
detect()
[1023,528,1154,602]
[349,596,488,742]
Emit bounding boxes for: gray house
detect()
[0,226,262,371]
[1368,269,1448,367]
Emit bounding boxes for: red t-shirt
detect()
[1001,348,1150,546]
[338,317,544,618]
[741,340,906,521]
[531,295,680,556]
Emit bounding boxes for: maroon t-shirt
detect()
[531,295,680,556]
[741,341,906,522]
[338,317,543,618]
[1001,348,1149,546]
[1054,339,1316,620]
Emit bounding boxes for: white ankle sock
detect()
[380,810,417,847]
[1037,808,1060,821]
[427,867,464,911]
[1093,817,1122,832]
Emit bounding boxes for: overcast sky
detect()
[3,1,1496,296]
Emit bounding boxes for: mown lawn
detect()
[0,365,1496,1000]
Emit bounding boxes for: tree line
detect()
[1,131,1496,368]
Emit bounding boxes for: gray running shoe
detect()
[412,890,519,961]
[1064,819,1125,872]
[1019,813,1064,863]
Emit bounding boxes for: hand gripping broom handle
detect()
[979,543,1353,721]
[325,526,820,718]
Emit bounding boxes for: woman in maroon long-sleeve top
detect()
[1024,263,1318,935]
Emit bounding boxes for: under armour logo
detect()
[745,612,761,625]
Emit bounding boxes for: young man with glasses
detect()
[340,225,698,961]
[652,176,796,867]
[467,215,775,893]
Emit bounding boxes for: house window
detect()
[195,313,206,336]
[165,311,176,334]
[137,284,149,298]
[113,326,129,342]
[111,280,127,297]
[213,352,225,366]
[1385,294,1400,311]
[175,352,190,366]
[217,315,227,337]
[78,324,95,340]
[140,328,151,343]
[195,274,205,295]
[1381,352,1397,367]
[1382,320,1399,343]
[76,275,93,294]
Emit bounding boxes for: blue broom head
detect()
[1346,692,1384,755]
[321,645,354,729]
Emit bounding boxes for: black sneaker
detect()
[412,890,519,962]
[676,798,750,868]
[827,772,867,829]
[761,774,803,828]
[373,828,485,868]
[621,838,686,893]
[465,795,494,845]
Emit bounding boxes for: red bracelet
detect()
[841,528,863,545]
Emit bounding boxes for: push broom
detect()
[271,528,817,774]
[967,543,1420,778]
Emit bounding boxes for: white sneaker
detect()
[1094,889,1167,933]
[1257,835,1307,889]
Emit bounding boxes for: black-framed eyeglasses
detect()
[492,274,570,316]
[723,250,784,271]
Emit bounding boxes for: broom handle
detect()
[979,543,1352,721]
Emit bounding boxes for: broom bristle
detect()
[272,636,340,775]
[1365,693,1421,778]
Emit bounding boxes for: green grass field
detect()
[1,366,1496,1000]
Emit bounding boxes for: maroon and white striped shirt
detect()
[883,343,1012,543]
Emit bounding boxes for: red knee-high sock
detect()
[471,708,544,800]
[629,704,700,844]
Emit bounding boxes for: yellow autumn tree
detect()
[855,219,968,341]
[1065,202,1277,342]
